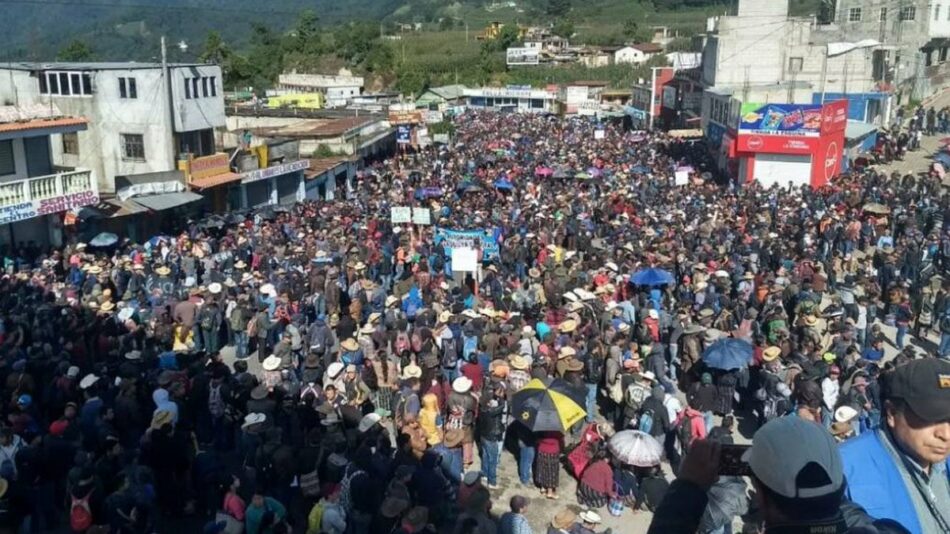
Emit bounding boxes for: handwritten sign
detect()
[412,207,431,225]
[434,228,499,260]
[390,206,412,224]
[451,247,478,272]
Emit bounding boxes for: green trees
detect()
[546,0,572,17]
[57,40,95,61]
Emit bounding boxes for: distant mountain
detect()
[0,0,404,61]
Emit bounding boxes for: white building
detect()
[0,62,231,200]
[615,44,664,65]
[464,87,557,113]
[276,72,365,108]
[0,103,94,249]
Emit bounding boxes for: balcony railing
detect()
[0,169,96,209]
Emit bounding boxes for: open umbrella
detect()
[631,267,674,286]
[145,235,170,250]
[493,179,514,191]
[862,202,890,215]
[575,172,591,180]
[702,338,754,370]
[608,430,663,467]
[510,378,586,432]
[535,166,554,177]
[89,232,119,247]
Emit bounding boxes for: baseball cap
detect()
[882,358,950,423]
[743,417,843,499]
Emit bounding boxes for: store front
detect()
[733,100,847,189]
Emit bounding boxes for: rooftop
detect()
[631,43,664,53]
[251,116,380,139]
[0,104,87,136]
[305,157,351,178]
[3,61,209,71]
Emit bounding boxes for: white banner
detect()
[390,206,412,224]
[674,170,690,185]
[506,47,540,66]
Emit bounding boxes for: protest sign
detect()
[451,247,479,272]
[412,207,431,225]
[390,206,412,223]
[434,228,499,260]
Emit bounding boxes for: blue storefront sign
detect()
[397,125,411,145]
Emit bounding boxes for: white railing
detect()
[0,169,95,209]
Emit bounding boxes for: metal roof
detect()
[3,62,209,71]
[132,192,203,211]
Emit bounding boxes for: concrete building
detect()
[464,87,557,113]
[829,0,950,102]
[615,43,664,65]
[276,72,365,108]
[0,104,93,249]
[0,62,232,205]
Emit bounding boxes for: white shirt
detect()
[821,377,840,411]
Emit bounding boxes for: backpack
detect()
[940,312,950,334]
[462,334,478,361]
[625,383,649,411]
[585,354,604,384]
[199,310,214,331]
[637,407,655,435]
[441,337,459,368]
[307,500,325,532]
[70,491,94,532]
[394,391,416,427]
[405,300,419,320]
[677,415,695,452]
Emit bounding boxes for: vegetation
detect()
[57,40,96,62]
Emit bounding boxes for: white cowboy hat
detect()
[402,364,423,379]
[208,282,222,295]
[79,373,99,390]
[262,355,281,371]
[327,362,345,379]
[579,510,602,524]
[242,413,266,429]
[259,283,276,296]
[358,413,382,433]
[452,376,473,393]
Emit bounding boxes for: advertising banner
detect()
[739,102,823,137]
[506,47,540,66]
[821,100,849,134]
[390,206,412,224]
[396,125,412,145]
[389,111,423,125]
[434,228,499,260]
[735,133,818,155]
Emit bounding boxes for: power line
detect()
[0,0,307,15]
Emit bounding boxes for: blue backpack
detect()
[462,335,478,361]
[638,408,655,435]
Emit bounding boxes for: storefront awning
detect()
[190,172,242,190]
[77,198,148,219]
[132,192,203,211]
[922,38,950,50]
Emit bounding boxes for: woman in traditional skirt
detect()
[535,431,563,499]
[370,349,399,412]
[576,450,614,508]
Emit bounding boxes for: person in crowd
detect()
[500,495,533,534]
[840,358,950,534]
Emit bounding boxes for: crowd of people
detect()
[0,109,947,534]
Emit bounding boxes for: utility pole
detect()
[161,36,177,169]
[466,23,470,43]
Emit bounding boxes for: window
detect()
[192,78,199,99]
[39,71,93,96]
[121,133,145,160]
[62,132,79,155]
[201,76,209,97]
[59,73,70,95]
[789,57,804,73]
[848,7,862,22]
[900,6,916,21]
[880,7,887,21]
[184,78,191,99]
[0,140,15,175]
[119,77,137,99]
[210,76,217,97]
[937,5,942,21]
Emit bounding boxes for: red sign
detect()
[735,133,818,155]
[821,100,848,134]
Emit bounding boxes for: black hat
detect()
[882,358,950,423]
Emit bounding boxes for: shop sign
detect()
[739,102,822,137]
[821,100,849,134]
[188,153,231,181]
[396,125,412,145]
[736,133,817,154]
[240,160,309,184]
[389,110,424,125]
[0,189,98,225]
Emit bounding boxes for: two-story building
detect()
[0,104,94,249]
[0,62,235,227]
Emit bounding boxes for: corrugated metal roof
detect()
[132,192,203,211]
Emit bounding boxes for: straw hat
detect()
[834,405,858,423]
[241,413,266,430]
[155,266,171,276]
[509,355,529,370]
[558,346,577,360]
[438,310,453,324]
[401,364,423,379]
[762,346,782,362]
[605,261,618,272]
[151,409,174,430]
[341,338,359,352]
[552,509,577,529]
[208,282,222,295]
[234,260,247,269]
[262,355,281,371]
[360,324,375,335]
[86,265,102,275]
[462,309,479,319]
[386,295,399,307]
[559,319,577,333]
[327,362,345,379]
[579,510,602,524]
[803,315,818,326]
[100,301,115,312]
[703,328,722,343]
[565,358,584,372]
[528,267,541,278]
[452,376,473,393]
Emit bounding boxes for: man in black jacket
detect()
[647,418,910,534]
[477,381,506,489]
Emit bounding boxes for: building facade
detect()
[0,104,94,249]
[276,73,365,108]
[0,62,230,197]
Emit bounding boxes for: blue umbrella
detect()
[631,268,674,286]
[493,179,514,190]
[89,232,119,247]
[702,338,754,370]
